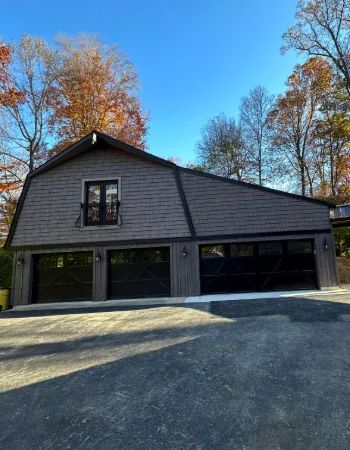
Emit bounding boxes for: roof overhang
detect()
[331,217,350,228]
[28,131,175,180]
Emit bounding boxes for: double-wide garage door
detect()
[200,239,318,295]
[109,247,170,299]
[33,252,93,303]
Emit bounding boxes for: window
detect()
[37,254,64,269]
[110,250,137,265]
[67,253,93,267]
[85,180,119,226]
[230,243,254,257]
[142,249,169,263]
[287,240,312,254]
[259,242,283,256]
[201,245,225,259]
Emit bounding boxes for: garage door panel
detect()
[230,274,257,292]
[33,252,93,303]
[110,265,138,281]
[202,275,230,295]
[200,240,317,295]
[35,270,64,285]
[257,255,284,273]
[229,258,257,275]
[141,264,170,280]
[36,285,66,303]
[287,255,315,272]
[142,280,170,297]
[110,281,140,298]
[66,284,92,300]
[109,247,170,299]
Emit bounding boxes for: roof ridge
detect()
[28,131,176,179]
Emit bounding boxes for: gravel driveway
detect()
[1,296,350,450]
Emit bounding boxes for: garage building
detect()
[6,132,339,305]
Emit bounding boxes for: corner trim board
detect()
[4,177,31,249]
[173,167,196,237]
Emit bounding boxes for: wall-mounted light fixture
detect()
[95,251,102,262]
[324,239,329,251]
[16,255,24,266]
[181,246,188,258]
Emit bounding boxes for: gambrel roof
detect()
[5,131,335,249]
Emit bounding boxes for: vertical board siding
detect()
[171,241,200,297]
[11,250,32,306]
[11,251,20,306]
[180,171,332,236]
[93,247,108,302]
[11,146,191,247]
[315,232,339,288]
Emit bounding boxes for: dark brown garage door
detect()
[33,252,93,303]
[200,240,318,295]
[109,247,170,299]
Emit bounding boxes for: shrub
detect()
[334,228,350,257]
[0,250,13,289]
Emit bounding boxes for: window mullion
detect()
[101,182,106,225]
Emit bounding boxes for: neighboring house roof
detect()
[5,131,336,249]
[330,205,350,228]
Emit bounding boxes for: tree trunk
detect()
[258,138,262,186]
[329,138,336,199]
[29,143,35,172]
[300,165,306,197]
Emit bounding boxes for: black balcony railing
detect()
[84,201,119,226]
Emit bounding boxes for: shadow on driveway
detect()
[3,296,350,322]
[1,298,350,450]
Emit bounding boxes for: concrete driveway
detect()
[1,295,350,450]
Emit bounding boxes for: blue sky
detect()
[2,0,302,163]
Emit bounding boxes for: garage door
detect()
[33,252,93,303]
[109,247,170,299]
[200,240,317,295]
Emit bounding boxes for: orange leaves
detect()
[0,43,25,107]
[0,164,21,193]
[49,35,148,153]
[269,55,350,201]
[268,57,336,197]
[288,57,332,88]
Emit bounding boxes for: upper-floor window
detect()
[85,180,119,226]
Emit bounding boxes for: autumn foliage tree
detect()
[0,42,25,238]
[268,57,333,197]
[282,0,350,95]
[0,43,25,107]
[280,0,350,201]
[0,34,149,236]
[0,162,21,234]
[313,78,350,202]
[49,34,148,153]
[0,36,59,173]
